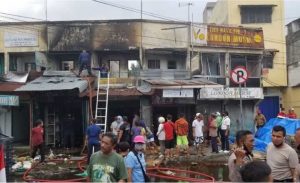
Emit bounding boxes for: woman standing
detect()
[156,116,166,157]
[125,135,149,182]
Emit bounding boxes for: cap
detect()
[196,113,201,117]
[291,108,295,111]
[158,117,165,123]
[216,112,221,116]
[133,135,145,144]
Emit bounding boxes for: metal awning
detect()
[144,79,223,89]
[15,76,88,93]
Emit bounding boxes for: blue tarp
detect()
[254,118,300,152]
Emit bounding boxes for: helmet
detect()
[133,135,145,144]
[158,117,165,123]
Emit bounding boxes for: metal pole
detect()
[239,83,243,130]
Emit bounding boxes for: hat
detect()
[158,117,165,123]
[216,112,221,116]
[291,108,295,111]
[196,113,201,117]
[133,135,145,144]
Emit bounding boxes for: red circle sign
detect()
[230,66,248,84]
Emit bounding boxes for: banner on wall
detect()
[191,24,264,49]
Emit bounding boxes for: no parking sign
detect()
[230,66,248,84]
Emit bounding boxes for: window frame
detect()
[240,6,273,24]
[148,59,160,69]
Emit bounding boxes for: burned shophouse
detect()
[0,20,265,146]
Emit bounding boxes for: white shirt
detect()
[110,121,123,135]
[157,123,165,140]
[192,119,204,137]
[221,116,230,130]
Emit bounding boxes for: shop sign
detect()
[4,31,38,47]
[192,24,264,49]
[199,87,263,99]
[163,89,194,98]
[0,95,19,106]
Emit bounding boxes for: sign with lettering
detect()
[199,87,263,99]
[4,31,38,47]
[0,95,19,106]
[163,89,194,98]
[192,25,264,49]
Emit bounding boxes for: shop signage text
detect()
[199,87,263,99]
[163,89,194,98]
[0,95,19,106]
[4,31,38,47]
[192,25,264,49]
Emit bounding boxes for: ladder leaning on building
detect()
[94,71,110,132]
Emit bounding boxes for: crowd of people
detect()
[30,107,300,182]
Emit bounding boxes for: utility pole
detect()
[179,1,193,76]
[139,0,143,70]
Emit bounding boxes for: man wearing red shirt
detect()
[164,114,175,159]
[31,119,45,162]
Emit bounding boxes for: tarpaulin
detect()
[254,118,300,152]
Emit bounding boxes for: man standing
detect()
[293,128,300,181]
[254,109,266,130]
[164,114,175,159]
[78,50,93,77]
[175,113,189,155]
[86,119,102,164]
[87,132,128,182]
[192,113,205,156]
[267,126,298,182]
[220,111,230,153]
[31,119,45,163]
[228,130,254,182]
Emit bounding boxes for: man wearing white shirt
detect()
[192,113,205,156]
[220,111,230,153]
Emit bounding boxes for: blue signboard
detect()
[0,95,19,106]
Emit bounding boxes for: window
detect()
[262,54,274,69]
[167,60,177,69]
[241,6,272,24]
[148,59,160,69]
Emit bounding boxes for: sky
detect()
[0,0,299,25]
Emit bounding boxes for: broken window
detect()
[167,60,177,69]
[61,61,74,71]
[148,59,160,69]
[240,6,272,24]
[128,60,139,77]
[230,54,261,87]
[200,53,225,84]
[201,53,225,76]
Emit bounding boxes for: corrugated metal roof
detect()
[16,76,88,93]
[144,79,221,88]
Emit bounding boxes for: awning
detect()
[0,82,24,92]
[80,88,150,98]
[144,79,222,89]
[16,76,89,93]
